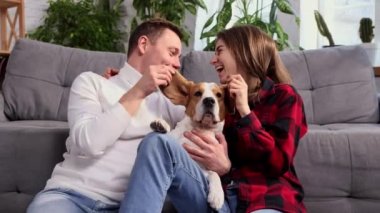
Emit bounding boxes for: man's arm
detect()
[67,72,130,156]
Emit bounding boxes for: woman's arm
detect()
[234,85,307,177]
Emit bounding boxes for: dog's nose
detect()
[203,97,215,108]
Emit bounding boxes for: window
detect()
[300,0,376,49]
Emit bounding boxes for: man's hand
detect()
[118,65,176,116]
[134,65,176,97]
[103,67,119,79]
[183,130,231,176]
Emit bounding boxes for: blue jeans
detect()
[119,133,217,213]
[27,133,282,213]
[119,133,281,213]
[27,188,119,213]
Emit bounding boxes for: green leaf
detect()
[295,16,300,26]
[269,0,276,23]
[275,0,294,15]
[184,3,197,15]
[184,0,207,10]
[131,17,138,32]
[250,18,269,33]
[201,12,216,32]
[196,0,207,10]
[216,0,233,27]
[203,39,216,51]
[28,0,125,52]
[112,0,124,12]
[200,25,219,39]
[131,0,202,46]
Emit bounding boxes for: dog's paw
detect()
[150,119,170,133]
[207,176,224,210]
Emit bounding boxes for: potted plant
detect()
[359,17,374,43]
[358,17,379,68]
[314,10,335,47]
[28,0,125,52]
[131,0,207,46]
[200,0,300,51]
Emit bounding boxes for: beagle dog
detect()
[151,71,226,210]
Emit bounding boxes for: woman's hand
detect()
[183,130,231,176]
[103,67,119,79]
[227,74,250,117]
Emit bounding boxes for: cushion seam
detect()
[4,72,62,86]
[57,50,75,120]
[302,51,315,124]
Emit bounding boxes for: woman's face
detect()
[210,39,239,84]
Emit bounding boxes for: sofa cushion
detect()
[295,123,380,212]
[181,51,219,83]
[282,45,379,124]
[181,45,378,124]
[0,120,68,213]
[2,39,126,121]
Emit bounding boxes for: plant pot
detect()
[322,45,342,48]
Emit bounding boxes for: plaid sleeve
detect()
[235,85,307,177]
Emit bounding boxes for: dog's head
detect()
[161,71,227,129]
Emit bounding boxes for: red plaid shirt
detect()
[222,78,308,213]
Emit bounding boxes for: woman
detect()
[183,25,308,213]
[121,25,307,213]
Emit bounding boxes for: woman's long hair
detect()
[216,25,292,99]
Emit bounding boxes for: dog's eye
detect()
[194,91,202,97]
[216,92,222,98]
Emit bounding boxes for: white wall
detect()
[24,0,49,33]
[5,0,48,49]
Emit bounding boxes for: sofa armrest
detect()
[0,91,9,122]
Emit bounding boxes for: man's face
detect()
[143,29,182,71]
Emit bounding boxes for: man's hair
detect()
[216,25,292,98]
[127,18,183,57]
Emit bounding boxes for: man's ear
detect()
[137,36,149,55]
[160,71,193,106]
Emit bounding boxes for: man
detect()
[27,18,186,212]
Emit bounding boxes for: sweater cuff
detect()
[236,111,261,129]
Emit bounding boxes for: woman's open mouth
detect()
[215,65,224,73]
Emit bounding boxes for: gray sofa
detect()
[1,39,380,213]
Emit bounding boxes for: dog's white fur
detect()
[151,71,226,210]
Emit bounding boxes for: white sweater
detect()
[45,63,185,204]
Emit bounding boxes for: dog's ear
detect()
[160,71,193,106]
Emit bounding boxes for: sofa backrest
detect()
[3,39,378,124]
[181,45,379,125]
[2,39,126,121]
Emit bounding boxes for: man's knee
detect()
[138,133,180,154]
[27,190,81,213]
